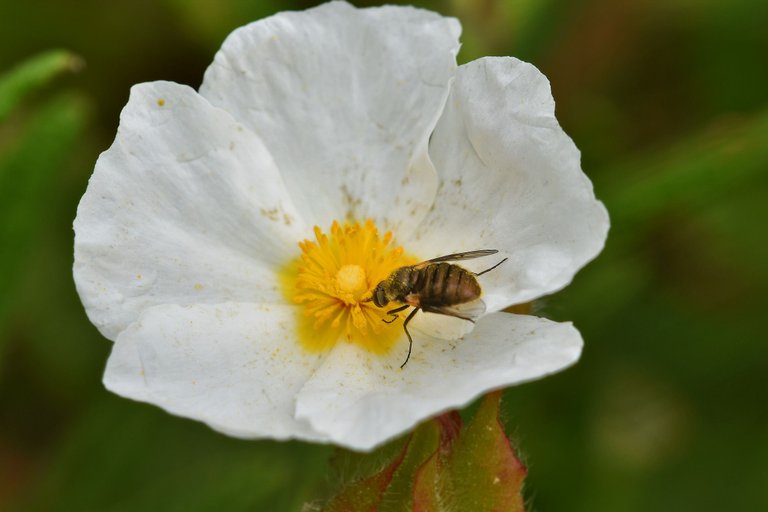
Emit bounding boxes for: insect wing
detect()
[423,298,486,323]
[414,249,498,269]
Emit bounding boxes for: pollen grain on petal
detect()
[281,220,415,354]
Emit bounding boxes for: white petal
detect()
[295,313,582,451]
[74,81,307,340]
[409,311,474,340]
[411,57,610,311]
[199,1,460,238]
[104,302,328,442]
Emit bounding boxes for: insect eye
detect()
[373,285,387,307]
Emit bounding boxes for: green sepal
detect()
[440,391,527,511]
[318,393,526,511]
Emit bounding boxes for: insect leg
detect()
[475,257,508,277]
[383,304,410,324]
[400,308,420,369]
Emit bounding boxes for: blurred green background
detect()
[1,0,767,510]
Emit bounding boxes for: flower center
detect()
[284,220,414,353]
[335,264,368,300]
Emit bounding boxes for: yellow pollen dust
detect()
[282,220,414,353]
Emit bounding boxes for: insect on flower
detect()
[368,250,507,368]
[74,1,609,451]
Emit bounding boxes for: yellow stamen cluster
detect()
[288,220,413,353]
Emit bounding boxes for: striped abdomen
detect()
[408,262,481,307]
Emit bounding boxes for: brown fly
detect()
[368,249,507,368]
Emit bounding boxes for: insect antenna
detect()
[475,257,508,277]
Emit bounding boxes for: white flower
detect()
[74,1,608,451]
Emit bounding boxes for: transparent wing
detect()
[415,249,498,268]
[421,298,486,323]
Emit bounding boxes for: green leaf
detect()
[0,93,89,327]
[17,396,331,512]
[602,111,768,231]
[0,50,83,122]
[163,0,282,49]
